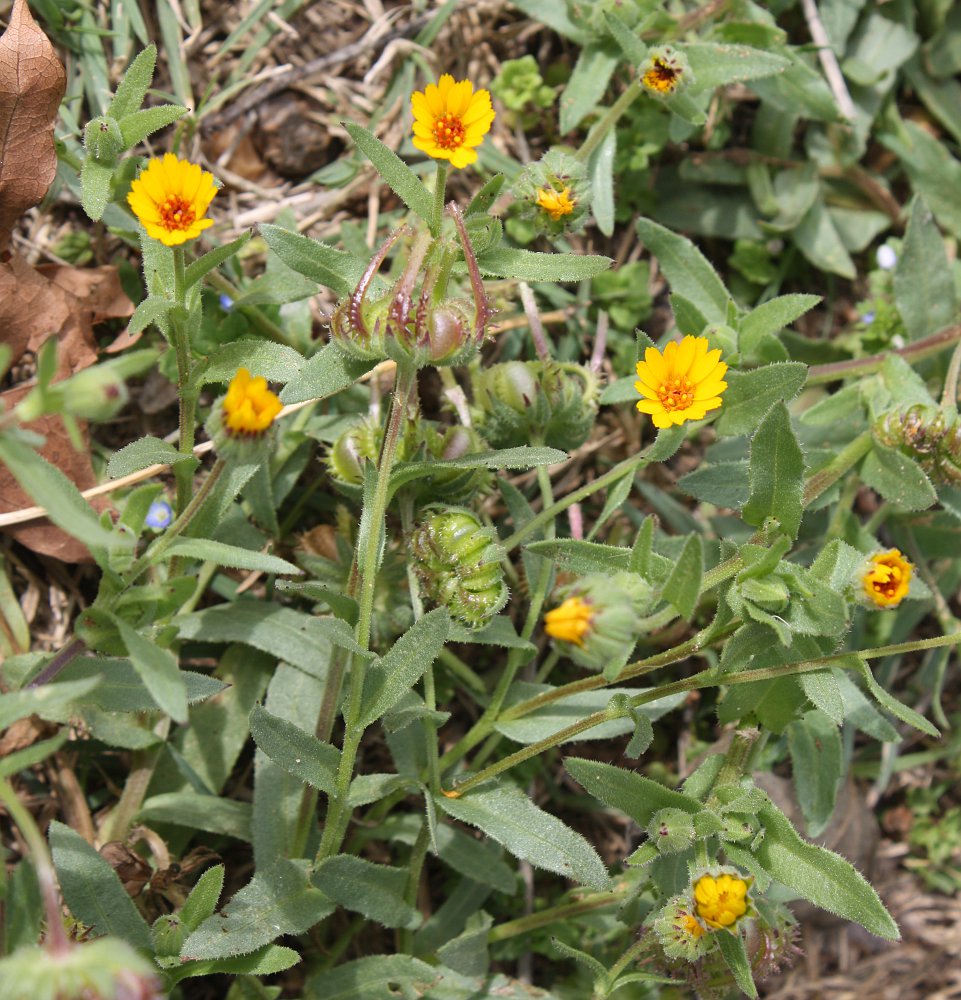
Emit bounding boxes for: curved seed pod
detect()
[411,508,508,629]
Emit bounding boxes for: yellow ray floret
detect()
[693,873,749,930]
[223,368,283,435]
[536,186,576,221]
[411,73,495,169]
[543,596,594,646]
[127,153,218,247]
[634,335,728,429]
[862,548,912,608]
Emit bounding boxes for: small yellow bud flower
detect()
[694,873,749,930]
[680,913,706,939]
[862,548,913,608]
[642,56,681,94]
[543,595,594,646]
[411,74,496,169]
[535,185,576,221]
[222,368,283,435]
[635,335,728,429]
[127,153,218,247]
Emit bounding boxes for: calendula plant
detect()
[4,3,961,1000]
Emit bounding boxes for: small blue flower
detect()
[876,245,897,270]
[861,311,876,325]
[219,293,234,312]
[145,499,173,530]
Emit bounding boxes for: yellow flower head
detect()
[680,913,706,939]
[127,153,218,246]
[536,185,576,222]
[642,56,682,94]
[635,335,728,429]
[693,873,749,930]
[411,74,495,169]
[862,548,913,608]
[544,595,594,647]
[223,368,283,436]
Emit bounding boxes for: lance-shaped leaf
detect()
[742,401,804,538]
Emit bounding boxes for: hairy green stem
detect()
[170,245,196,516]
[940,335,961,420]
[487,890,626,942]
[576,79,643,163]
[317,363,418,860]
[431,161,449,238]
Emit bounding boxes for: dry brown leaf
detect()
[0,0,66,253]
[0,257,133,562]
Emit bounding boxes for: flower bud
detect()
[543,572,652,672]
[651,895,711,962]
[512,149,591,235]
[471,360,599,451]
[205,367,282,463]
[692,868,753,932]
[84,115,124,162]
[0,938,163,1000]
[858,547,912,609]
[738,576,790,612]
[639,46,692,97]
[151,913,186,957]
[59,364,130,421]
[411,508,508,629]
[647,807,696,855]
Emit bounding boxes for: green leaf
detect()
[715,930,758,998]
[107,435,197,478]
[742,401,805,538]
[303,955,438,1000]
[313,856,421,929]
[184,233,252,290]
[739,295,821,357]
[259,225,370,299]
[198,341,304,386]
[794,199,856,279]
[677,460,750,508]
[163,539,302,576]
[343,122,433,225]
[126,295,174,336]
[279,344,372,405]
[495,684,685,745]
[551,936,607,983]
[119,104,188,148]
[249,704,340,794]
[179,865,225,932]
[604,12,647,63]
[0,435,125,557]
[524,539,631,575]
[661,533,703,620]
[390,446,567,493]
[466,174,506,216]
[107,43,156,118]
[635,219,731,325]
[0,732,68,779]
[799,670,845,724]
[168,944,300,985]
[0,678,101,731]
[860,443,937,511]
[110,614,188,724]
[357,608,449,729]
[182,858,333,960]
[754,802,899,940]
[787,709,842,836]
[80,157,113,221]
[474,248,612,282]
[858,660,940,737]
[894,196,958,340]
[49,821,151,950]
[438,782,610,890]
[437,911,493,978]
[139,792,252,840]
[560,41,619,134]
[565,758,700,828]
[683,42,790,92]
[176,602,339,676]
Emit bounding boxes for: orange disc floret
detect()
[635,335,728,429]
[127,153,218,247]
[694,873,749,930]
[411,74,495,169]
[543,595,594,647]
[862,548,913,608]
[222,368,283,435]
[535,185,576,221]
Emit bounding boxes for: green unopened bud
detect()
[151,913,186,957]
[718,813,758,843]
[411,508,508,629]
[60,365,130,421]
[650,895,712,962]
[0,937,163,1000]
[648,807,696,855]
[739,576,790,612]
[543,572,652,672]
[84,115,124,162]
[471,360,599,451]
